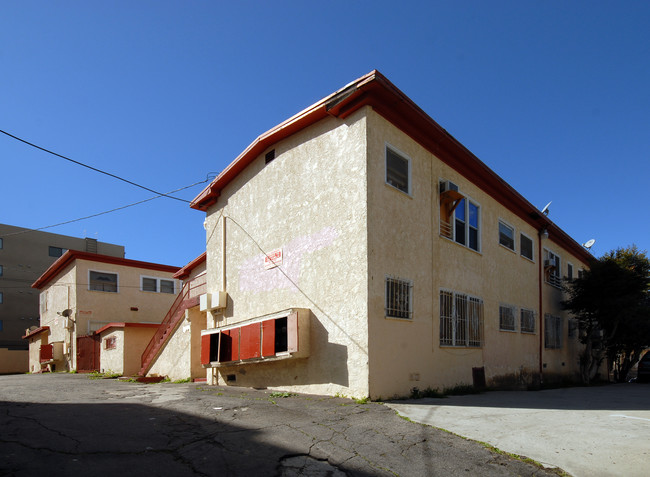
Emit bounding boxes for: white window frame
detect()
[385,276,413,320]
[567,262,574,281]
[140,275,176,294]
[440,289,483,347]
[543,248,562,288]
[385,143,412,196]
[520,308,536,334]
[440,183,481,253]
[498,220,516,252]
[499,304,517,332]
[88,269,119,293]
[520,232,535,262]
[40,291,48,314]
[544,314,563,349]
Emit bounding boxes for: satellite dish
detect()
[582,239,596,250]
[541,201,552,216]
[61,309,72,317]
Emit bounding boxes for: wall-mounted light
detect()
[540,227,549,239]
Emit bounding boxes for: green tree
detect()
[563,246,650,384]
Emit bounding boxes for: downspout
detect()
[538,228,546,384]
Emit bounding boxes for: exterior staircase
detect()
[138,274,206,377]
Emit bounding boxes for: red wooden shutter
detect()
[287,312,298,353]
[219,328,241,362]
[261,319,276,357]
[240,323,261,360]
[200,334,212,365]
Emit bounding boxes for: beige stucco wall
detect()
[147,309,194,381]
[365,109,588,397]
[99,329,124,374]
[26,332,49,373]
[0,348,28,374]
[122,326,158,376]
[203,111,370,397]
[33,259,178,371]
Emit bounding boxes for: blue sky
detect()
[1,1,648,267]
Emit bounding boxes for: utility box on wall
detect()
[199,292,228,312]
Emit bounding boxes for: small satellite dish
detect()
[541,201,552,216]
[203,219,208,230]
[61,309,72,317]
[582,239,596,250]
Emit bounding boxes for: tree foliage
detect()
[563,245,650,383]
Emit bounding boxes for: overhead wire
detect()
[0,128,193,203]
[0,174,216,238]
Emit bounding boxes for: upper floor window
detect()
[49,246,66,258]
[141,276,176,294]
[498,221,515,251]
[385,276,413,320]
[567,263,574,280]
[0,291,3,304]
[543,249,562,288]
[89,271,118,293]
[520,234,534,261]
[385,145,411,195]
[0,238,3,249]
[439,181,480,252]
[0,265,3,277]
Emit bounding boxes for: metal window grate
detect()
[440,290,483,347]
[385,277,412,319]
[520,309,536,333]
[499,305,516,331]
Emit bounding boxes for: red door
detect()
[77,335,100,372]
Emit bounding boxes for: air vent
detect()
[265,149,276,164]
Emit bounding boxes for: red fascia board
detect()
[173,252,207,279]
[94,322,161,336]
[32,250,181,289]
[191,69,590,263]
[22,326,50,339]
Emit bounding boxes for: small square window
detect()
[520,234,534,261]
[385,277,412,319]
[385,146,410,195]
[160,279,175,294]
[49,246,65,258]
[142,277,157,292]
[499,221,515,250]
[499,304,516,331]
[105,336,117,350]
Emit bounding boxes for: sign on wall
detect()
[264,249,283,270]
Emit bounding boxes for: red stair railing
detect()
[138,274,206,376]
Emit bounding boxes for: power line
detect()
[0,128,191,203]
[0,175,216,238]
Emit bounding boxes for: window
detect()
[104,336,117,350]
[544,314,563,349]
[499,304,516,331]
[440,290,483,347]
[385,277,412,319]
[0,319,3,331]
[544,249,562,288]
[385,145,410,195]
[141,276,176,294]
[40,292,47,314]
[498,221,515,251]
[520,308,536,333]
[520,234,534,261]
[568,319,578,338]
[567,263,574,280]
[49,246,65,258]
[578,269,585,279]
[445,196,480,252]
[0,238,3,249]
[0,292,3,304]
[89,271,118,292]
[0,265,3,277]
[265,149,275,164]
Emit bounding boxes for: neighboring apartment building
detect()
[183,70,593,399]
[0,223,124,373]
[25,250,180,373]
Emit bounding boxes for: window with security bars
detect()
[544,314,563,349]
[520,308,536,333]
[544,249,562,288]
[385,277,412,319]
[440,290,483,347]
[499,304,516,331]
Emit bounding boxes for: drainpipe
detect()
[538,227,548,384]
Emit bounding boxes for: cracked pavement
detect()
[1,374,561,476]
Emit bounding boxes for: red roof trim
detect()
[22,326,50,339]
[173,252,207,279]
[32,250,180,289]
[191,70,591,263]
[94,322,161,336]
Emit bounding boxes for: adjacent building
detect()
[187,71,593,399]
[0,223,124,373]
[25,250,180,373]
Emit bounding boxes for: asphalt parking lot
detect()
[1,373,561,477]
[387,383,650,477]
